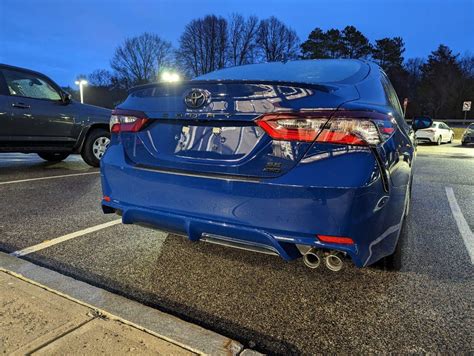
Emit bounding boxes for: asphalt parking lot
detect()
[1,143,473,354]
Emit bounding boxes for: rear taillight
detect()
[255,113,328,142]
[316,118,381,146]
[256,111,395,146]
[110,109,149,133]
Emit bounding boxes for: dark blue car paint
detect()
[101,59,415,267]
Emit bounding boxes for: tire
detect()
[404,175,413,218]
[81,128,110,167]
[382,220,406,271]
[448,134,453,143]
[462,141,467,146]
[382,180,411,271]
[436,135,442,145]
[37,152,70,162]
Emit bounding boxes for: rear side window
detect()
[381,74,404,118]
[195,60,369,84]
[380,73,408,132]
[2,69,61,101]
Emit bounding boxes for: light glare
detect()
[161,71,180,82]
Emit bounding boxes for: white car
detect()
[415,121,454,145]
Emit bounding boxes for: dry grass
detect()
[452,127,467,140]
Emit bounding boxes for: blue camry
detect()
[100,59,431,271]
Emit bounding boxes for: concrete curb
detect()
[0,252,246,355]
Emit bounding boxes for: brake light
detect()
[110,109,149,133]
[317,234,354,245]
[256,113,329,142]
[256,111,395,146]
[316,118,381,146]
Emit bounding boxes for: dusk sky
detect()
[1,0,472,86]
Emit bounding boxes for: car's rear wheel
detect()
[81,128,110,167]
[382,178,411,271]
[37,152,70,162]
[382,220,406,271]
[448,134,454,143]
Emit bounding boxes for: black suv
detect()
[0,64,111,167]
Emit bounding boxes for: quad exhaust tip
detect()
[324,253,343,272]
[302,248,344,272]
[302,248,321,269]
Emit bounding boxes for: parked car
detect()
[461,123,474,146]
[415,120,454,145]
[0,64,111,167]
[100,59,431,271]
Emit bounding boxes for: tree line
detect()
[70,14,473,120]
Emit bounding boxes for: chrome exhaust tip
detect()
[303,248,321,269]
[325,253,343,272]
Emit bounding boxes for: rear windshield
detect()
[195,60,369,85]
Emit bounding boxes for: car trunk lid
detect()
[116,80,359,179]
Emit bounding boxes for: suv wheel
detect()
[37,152,70,162]
[81,128,110,167]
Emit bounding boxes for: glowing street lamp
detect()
[74,79,88,103]
[160,71,180,83]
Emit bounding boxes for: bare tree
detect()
[256,17,299,62]
[405,58,424,80]
[177,15,228,76]
[88,69,113,87]
[111,32,172,87]
[75,74,88,81]
[228,14,259,66]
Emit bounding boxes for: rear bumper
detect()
[101,145,405,267]
[462,135,474,143]
[415,132,435,142]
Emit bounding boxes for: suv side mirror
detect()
[412,117,432,130]
[62,92,72,104]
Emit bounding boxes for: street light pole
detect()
[74,79,88,104]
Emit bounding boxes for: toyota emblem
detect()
[184,89,209,109]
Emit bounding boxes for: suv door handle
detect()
[12,103,30,109]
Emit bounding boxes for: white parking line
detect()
[10,219,122,257]
[445,187,474,264]
[0,172,99,186]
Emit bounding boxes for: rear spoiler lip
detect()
[128,79,340,95]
